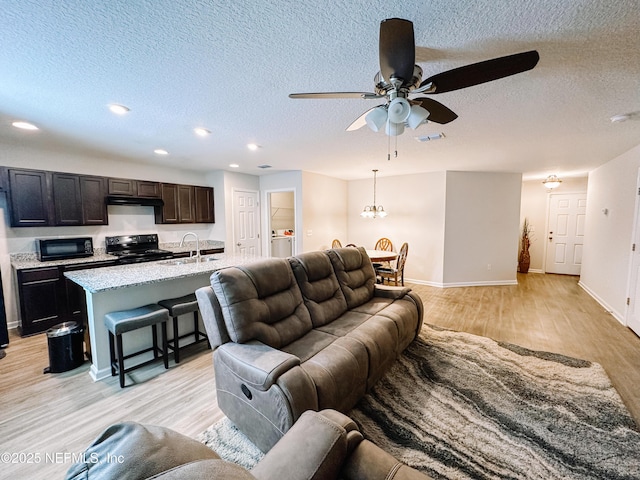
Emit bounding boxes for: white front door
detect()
[233,189,260,255]
[545,193,587,275]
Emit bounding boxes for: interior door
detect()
[233,189,260,255]
[545,193,587,275]
[626,170,640,336]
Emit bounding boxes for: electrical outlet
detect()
[487,264,492,270]
[306,230,313,236]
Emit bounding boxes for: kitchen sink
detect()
[161,255,217,265]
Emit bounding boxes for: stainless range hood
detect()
[106,196,164,207]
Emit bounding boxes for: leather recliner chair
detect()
[65,409,432,480]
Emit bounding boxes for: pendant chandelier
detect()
[361,169,387,218]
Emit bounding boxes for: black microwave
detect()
[36,237,94,262]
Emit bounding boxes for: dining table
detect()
[365,249,398,263]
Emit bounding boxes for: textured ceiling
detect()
[1,0,639,181]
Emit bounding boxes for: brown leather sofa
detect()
[196,247,424,452]
[65,409,432,480]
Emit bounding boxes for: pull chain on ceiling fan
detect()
[289,18,539,137]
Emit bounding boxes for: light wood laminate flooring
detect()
[0,273,638,478]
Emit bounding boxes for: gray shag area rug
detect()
[201,325,640,479]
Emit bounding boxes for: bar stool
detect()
[104,304,169,388]
[158,293,209,364]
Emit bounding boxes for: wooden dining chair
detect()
[374,237,393,252]
[378,242,408,286]
[373,237,394,271]
[332,239,342,248]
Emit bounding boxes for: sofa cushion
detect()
[327,247,376,309]
[299,336,369,412]
[211,259,313,348]
[289,251,348,327]
[282,329,339,362]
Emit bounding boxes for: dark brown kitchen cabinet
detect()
[53,173,82,225]
[16,267,63,336]
[156,183,179,223]
[16,259,118,336]
[8,169,53,227]
[80,176,108,225]
[108,178,160,198]
[195,186,215,223]
[178,184,196,223]
[155,183,214,224]
[51,174,107,226]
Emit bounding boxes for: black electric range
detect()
[105,234,174,264]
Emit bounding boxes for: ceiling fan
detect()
[289,18,539,136]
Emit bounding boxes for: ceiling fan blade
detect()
[346,105,385,131]
[411,97,458,124]
[419,50,540,93]
[379,18,415,85]
[289,92,382,99]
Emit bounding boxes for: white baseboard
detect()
[406,278,518,288]
[577,281,625,325]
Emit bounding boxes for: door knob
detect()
[236,242,241,246]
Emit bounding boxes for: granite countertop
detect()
[10,240,225,270]
[63,253,262,293]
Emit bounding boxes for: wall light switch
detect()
[306,230,313,236]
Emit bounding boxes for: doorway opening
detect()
[268,190,295,258]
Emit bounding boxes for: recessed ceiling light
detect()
[194,127,211,137]
[108,104,130,115]
[154,149,169,155]
[247,143,261,151]
[12,121,39,130]
[229,163,240,168]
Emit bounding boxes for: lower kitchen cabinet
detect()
[16,260,117,336]
[16,267,63,336]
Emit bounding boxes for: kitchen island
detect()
[64,253,263,382]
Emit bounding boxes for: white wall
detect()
[580,144,640,322]
[347,171,447,285]
[520,176,588,272]
[443,172,522,286]
[301,171,348,253]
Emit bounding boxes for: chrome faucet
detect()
[180,232,200,259]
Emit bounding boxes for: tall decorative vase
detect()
[518,219,531,273]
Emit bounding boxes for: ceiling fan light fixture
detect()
[365,106,387,132]
[407,104,430,129]
[387,97,411,124]
[385,119,404,136]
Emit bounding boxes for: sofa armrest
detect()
[196,285,230,349]
[374,284,411,299]
[216,341,300,391]
[341,439,434,480]
[251,410,362,480]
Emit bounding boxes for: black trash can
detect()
[44,322,85,373]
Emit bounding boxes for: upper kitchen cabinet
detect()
[8,169,53,226]
[195,186,215,223]
[80,176,108,225]
[7,168,107,227]
[108,177,160,198]
[155,183,214,224]
[52,173,107,226]
[53,173,82,225]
